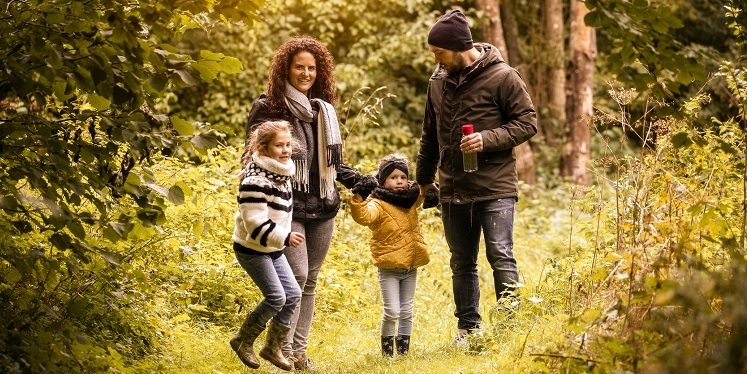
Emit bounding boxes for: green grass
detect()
[141,185,570,373]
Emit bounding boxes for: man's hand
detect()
[460,132,483,154]
[419,182,439,197]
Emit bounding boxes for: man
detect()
[416,9,537,345]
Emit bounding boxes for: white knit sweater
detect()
[232,153,295,253]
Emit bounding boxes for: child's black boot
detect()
[381,336,394,357]
[395,335,410,355]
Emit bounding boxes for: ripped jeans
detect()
[441,198,518,331]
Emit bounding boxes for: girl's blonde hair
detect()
[242,120,301,168]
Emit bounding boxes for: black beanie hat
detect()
[377,158,409,186]
[428,9,473,51]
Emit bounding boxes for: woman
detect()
[245,36,360,371]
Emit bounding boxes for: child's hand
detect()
[288,232,305,247]
[352,175,377,199]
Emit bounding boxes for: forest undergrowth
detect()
[135,65,747,373]
[3,65,747,373]
[5,1,747,373]
[134,150,573,374]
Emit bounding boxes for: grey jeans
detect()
[378,268,418,337]
[283,217,335,355]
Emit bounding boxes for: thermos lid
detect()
[462,124,474,135]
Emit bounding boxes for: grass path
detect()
[148,197,565,373]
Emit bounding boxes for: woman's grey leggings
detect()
[282,217,335,355]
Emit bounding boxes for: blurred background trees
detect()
[2,0,746,372]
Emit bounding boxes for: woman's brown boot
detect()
[293,353,316,371]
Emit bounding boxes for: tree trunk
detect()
[476,0,536,185]
[515,142,536,185]
[500,0,530,95]
[544,0,565,146]
[475,0,508,60]
[562,1,595,186]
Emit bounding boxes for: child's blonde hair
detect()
[242,120,301,168]
[237,120,303,180]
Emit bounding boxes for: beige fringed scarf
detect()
[284,82,342,199]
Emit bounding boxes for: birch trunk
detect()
[544,0,566,145]
[562,0,595,185]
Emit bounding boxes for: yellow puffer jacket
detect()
[350,192,430,270]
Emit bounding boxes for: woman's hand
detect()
[351,175,377,199]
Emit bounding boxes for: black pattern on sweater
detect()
[232,154,294,253]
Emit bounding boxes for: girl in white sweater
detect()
[230,120,305,371]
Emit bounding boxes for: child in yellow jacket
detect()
[349,153,437,357]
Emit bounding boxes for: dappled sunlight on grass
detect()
[144,160,571,372]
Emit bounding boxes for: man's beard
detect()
[444,52,467,75]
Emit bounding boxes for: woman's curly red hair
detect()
[265,36,336,115]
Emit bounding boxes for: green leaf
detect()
[168,185,185,205]
[675,70,692,85]
[171,116,195,136]
[692,134,708,147]
[584,10,603,28]
[46,12,65,24]
[621,45,635,65]
[170,313,191,323]
[0,196,19,210]
[190,131,220,149]
[147,74,168,92]
[716,139,739,154]
[75,66,94,92]
[174,69,199,85]
[100,250,121,265]
[175,181,193,197]
[691,63,708,82]
[193,220,205,240]
[67,298,89,315]
[67,220,86,240]
[53,79,73,101]
[218,56,243,74]
[670,132,692,148]
[12,220,32,234]
[664,14,683,29]
[652,19,669,34]
[50,232,72,251]
[88,93,111,110]
[199,50,225,60]
[107,221,132,240]
[125,172,142,186]
[192,60,220,81]
[144,183,170,197]
[137,207,162,226]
